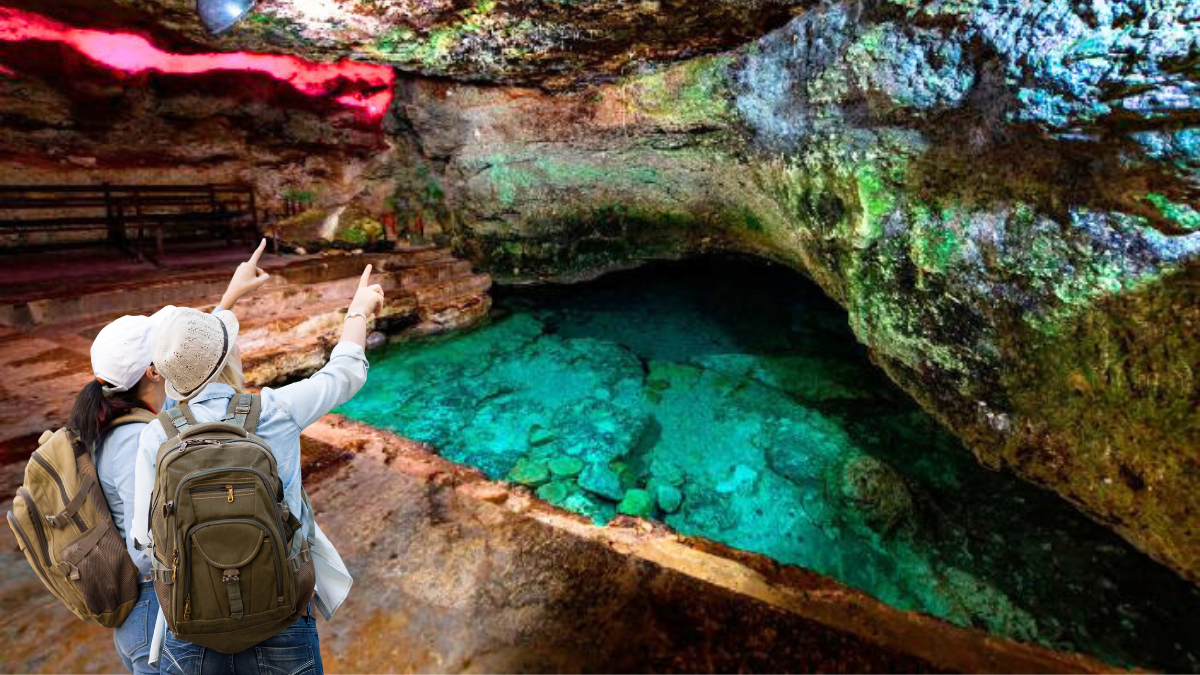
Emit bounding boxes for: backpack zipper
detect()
[16,487,51,565]
[30,453,86,532]
[158,437,278,482]
[7,511,57,595]
[174,468,282,528]
[190,483,255,503]
[181,518,283,620]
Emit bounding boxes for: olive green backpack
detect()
[6,411,153,627]
[148,393,315,654]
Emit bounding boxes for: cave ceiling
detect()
[12,0,812,88]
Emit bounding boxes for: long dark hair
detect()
[68,380,144,450]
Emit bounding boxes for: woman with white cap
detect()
[70,239,272,675]
[132,259,383,675]
[69,305,173,675]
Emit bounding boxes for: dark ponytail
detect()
[68,380,144,450]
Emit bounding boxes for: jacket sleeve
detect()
[132,419,168,550]
[270,341,370,431]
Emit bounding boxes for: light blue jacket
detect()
[130,319,369,549]
[96,423,156,576]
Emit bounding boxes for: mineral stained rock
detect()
[376,1,1200,586]
[25,0,809,89]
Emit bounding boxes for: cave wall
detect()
[380,0,1200,586]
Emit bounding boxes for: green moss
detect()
[370,0,498,66]
[620,56,735,127]
[908,203,962,274]
[1146,192,1200,231]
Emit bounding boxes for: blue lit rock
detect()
[655,484,684,514]
[548,456,584,478]
[578,463,625,501]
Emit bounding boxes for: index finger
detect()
[248,238,267,265]
[359,264,373,288]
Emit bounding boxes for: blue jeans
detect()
[115,581,160,675]
[159,610,322,675]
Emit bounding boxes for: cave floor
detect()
[336,255,1200,672]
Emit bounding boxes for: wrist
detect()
[345,309,370,322]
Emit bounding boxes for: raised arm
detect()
[339,264,385,349]
[272,264,384,430]
[218,238,271,311]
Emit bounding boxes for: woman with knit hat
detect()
[132,255,383,675]
[71,239,273,675]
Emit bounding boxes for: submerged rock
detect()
[837,456,914,538]
[655,484,684,514]
[508,457,551,487]
[578,463,625,501]
[618,489,656,518]
[548,456,584,478]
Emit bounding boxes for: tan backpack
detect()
[6,410,153,627]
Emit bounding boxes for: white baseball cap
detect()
[91,305,177,393]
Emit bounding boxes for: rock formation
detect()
[378,1,1200,588]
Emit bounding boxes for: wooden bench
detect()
[0,183,260,261]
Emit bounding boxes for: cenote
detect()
[337,255,1200,671]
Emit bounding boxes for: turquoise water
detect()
[337,256,1200,670]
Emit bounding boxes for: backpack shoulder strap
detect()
[158,402,197,437]
[222,393,261,434]
[108,408,157,430]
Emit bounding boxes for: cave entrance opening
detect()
[336,253,1200,671]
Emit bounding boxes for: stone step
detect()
[412,273,493,306]
[398,259,476,290]
[379,247,457,268]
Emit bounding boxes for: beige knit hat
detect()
[151,307,240,401]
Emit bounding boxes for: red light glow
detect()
[0,7,394,118]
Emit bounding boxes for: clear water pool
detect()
[336,255,1200,670]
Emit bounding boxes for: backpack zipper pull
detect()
[183,593,191,621]
[227,485,234,503]
[171,546,179,583]
[179,439,220,452]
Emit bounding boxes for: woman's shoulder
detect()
[95,420,147,472]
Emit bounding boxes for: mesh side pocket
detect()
[293,541,315,615]
[155,576,172,625]
[71,523,140,615]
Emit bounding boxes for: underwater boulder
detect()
[508,457,551,487]
[547,397,649,464]
[655,484,684,514]
[618,488,656,518]
[836,455,915,539]
[578,463,626,501]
